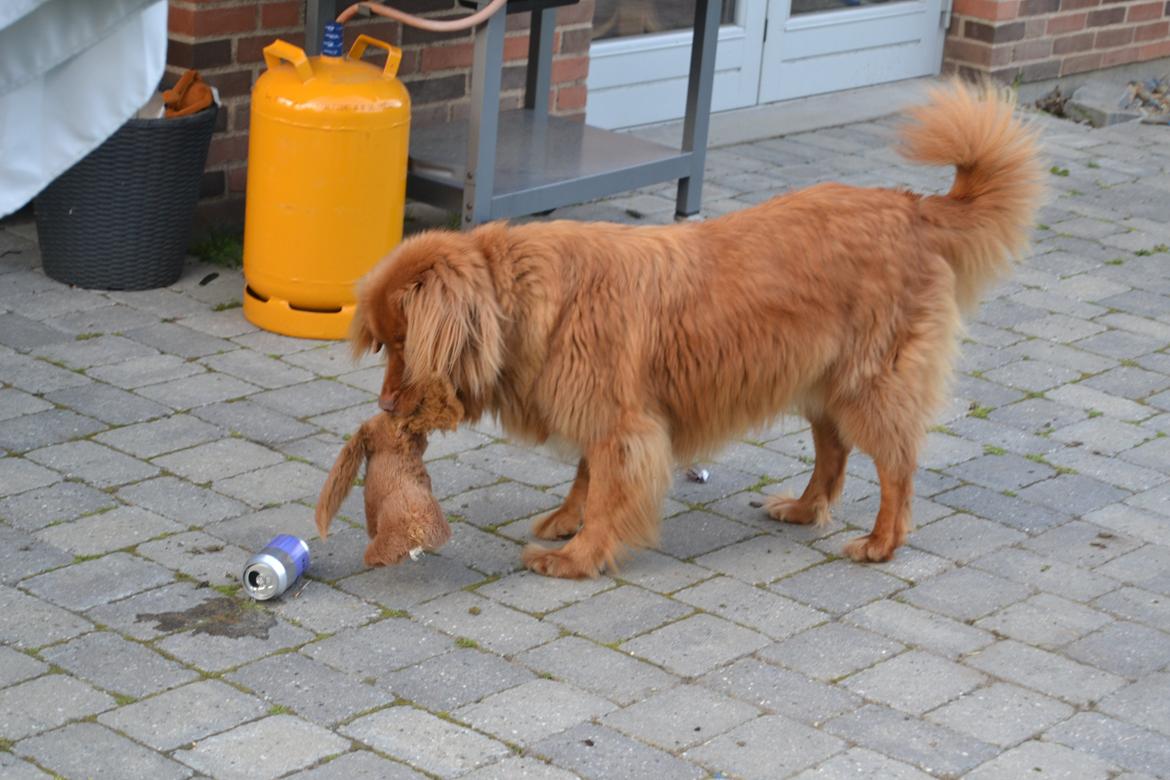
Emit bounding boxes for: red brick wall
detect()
[944,0,1170,83]
[166,1,594,224]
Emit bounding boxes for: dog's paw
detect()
[842,534,896,563]
[532,507,582,540]
[764,494,829,526]
[522,543,600,579]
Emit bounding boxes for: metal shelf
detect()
[308,0,720,227]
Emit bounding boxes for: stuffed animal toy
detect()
[315,384,462,566]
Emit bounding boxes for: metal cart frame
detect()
[307,0,720,227]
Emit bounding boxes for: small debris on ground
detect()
[685,466,710,483]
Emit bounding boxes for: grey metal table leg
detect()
[464,3,507,227]
[524,6,557,115]
[305,0,331,56]
[677,0,721,218]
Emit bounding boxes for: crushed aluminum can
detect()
[242,534,310,601]
[685,467,710,483]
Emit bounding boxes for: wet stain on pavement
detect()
[136,596,275,639]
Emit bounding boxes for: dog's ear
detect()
[349,305,377,361]
[400,264,502,401]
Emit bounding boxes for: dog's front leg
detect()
[533,458,589,540]
[523,417,670,579]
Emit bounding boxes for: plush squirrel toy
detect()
[315,384,462,566]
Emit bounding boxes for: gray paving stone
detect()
[84,581,218,640]
[21,552,172,611]
[460,756,578,780]
[900,565,1033,622]
[790,748,932,780]
[27,440,158,489]
[0,388,51,421]
[1003,581,1111,641]
[0,408,106,453]
[926,681,1074,748]
[989,397,1088,435]
[699,658,860,725]
[118,476,248,526]
[309,402,374,436]
[35,505,180,558]
[844,600,994,659]
[909,512,1028,563]
[158,610,314,673]
[843,650,986,714]
[771,560,906,615]
[1127,480,1170,518]
[46,381,171,426]
[0,585,92,648]
[947,416,1060,457]
[1094,586,1170,632]
[427,458,500,500]
[45,302,159,335]
[1046,712,1170,777]
[98,679,266,750]
[124,322,234,359]
[1022,519,1142,569]
[622,613,769,677]
[342,706,511,776]
[442,481,561,529]
[85,353,206,389]
[675,575,825,640]
[947,452,1056,492]
[1047,382,1153,421]
[547,585,691,644]
[602,683,761,751]
[227,652,394,726]
[191,399,318,444]
[984,358,1083,393]
[0,313,72,351]
[299,522,369,582]
[383,647,533,711]
[33,334,158,370]
[0,645,46,687]
[1047,446,1167,492]
[533,722,704,780]
[965,639,1126,706]
[0,751,51,779]
[285,751,427,780]
[203,503,315,552]
[439,523,524,576]
[213,460,325,507]
[657,511,761,560]
[967,740,1118,780]
[0,457,61,496]
[413,590,561,654]
[0,674,114,740]
[95,414,223,458]
[137,371,261,410]
[1083,365,1170,400]
[153,438,285,484]
[175,714,349,779]
[1094,543,1170,596]
[758,622,902,681]
[1119,436,1170,473]
[15,722,192,780]
[338,554,485,611]
[824,704,997,776]
[969,547,1118,603]
[1099,672,1170,736]
[614,548,713,594]
[456,678,617,746]
[686,714,844,780]
[475,571,614,615]
[269,579,381,634]
[250,380,370,420]
[303,617,453,679]
[0,353,90,394]
[517,636,677,707]
[457,443,576,488]
[0,524,71,584]
[693,533,826,585]
[40,630,198,698]
[134,531,251,586]
[1065,621,1170,678]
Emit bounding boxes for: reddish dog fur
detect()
[315,384,462,566]
[351,80,1044,578]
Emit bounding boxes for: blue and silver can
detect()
[242,534,310,600]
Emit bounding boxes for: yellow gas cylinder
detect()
[242,26,409,339]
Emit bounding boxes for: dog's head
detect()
[352,230,503,421]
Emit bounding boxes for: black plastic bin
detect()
[34,103,217,290]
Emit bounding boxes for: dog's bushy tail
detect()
[900,78,1045,312]
[315,427,369,539]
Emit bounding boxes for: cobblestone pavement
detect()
[2,107,1170,780]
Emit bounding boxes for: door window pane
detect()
[791,0,899,14]
[592,0,737,41]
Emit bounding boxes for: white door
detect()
[757,0,947,103]
[586,1,767,129]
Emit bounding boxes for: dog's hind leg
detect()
[523,415,670,579]
[765,417,850,526]
[533,458,589,540]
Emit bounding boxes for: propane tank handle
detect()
[348,35,403,80]
[263,40,315,82]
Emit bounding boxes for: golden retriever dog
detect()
[351,80,1043,578]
